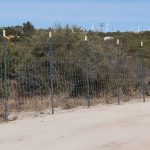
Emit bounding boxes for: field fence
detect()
[0,40,149,119]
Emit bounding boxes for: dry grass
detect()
[0,92,145,120]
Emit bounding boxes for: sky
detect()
[0,0,150,32]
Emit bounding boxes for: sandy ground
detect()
[1,99,150,150]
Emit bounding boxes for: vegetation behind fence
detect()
[0,32,150,119]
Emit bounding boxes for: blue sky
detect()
[0,0,150,31]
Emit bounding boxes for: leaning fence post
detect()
[117,39,121,105]
[83,35,90,107]
[49,31,54,114]
[140,41,145,102]
[2,34,9,120]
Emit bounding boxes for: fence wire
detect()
[0,40,149,120]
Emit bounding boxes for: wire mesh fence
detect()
[0,40,149,120]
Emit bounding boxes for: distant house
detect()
[104,36,114,41]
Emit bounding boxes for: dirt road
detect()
[1,100,150,150]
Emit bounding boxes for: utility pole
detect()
[99,23,105,32]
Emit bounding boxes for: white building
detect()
[104,36,114,41]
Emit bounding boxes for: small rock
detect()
[8,114,18,121]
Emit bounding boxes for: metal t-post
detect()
[49,31,54,114]
[83,35,90,107]
[117,39,121,105]
[140,42,145,102]
[3,39,8,120]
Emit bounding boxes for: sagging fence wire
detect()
[0,38,149,120]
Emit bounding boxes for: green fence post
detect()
[2,39,9,120]
[140,42,145,102]
[49,31,54,114]
[83,35,90,107]
[117,39,121,105]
